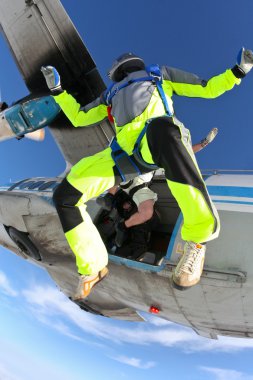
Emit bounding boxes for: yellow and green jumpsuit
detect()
[53,64,242,276]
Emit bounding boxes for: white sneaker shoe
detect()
[172,242,206,289]
[73,267,109,300]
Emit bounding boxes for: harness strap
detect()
[107,64,172,181]
[128,183,147,199]
[106,76,154,105]
[105,64,173,117]
[120,180,134,189]
[110,137,142,182]
[146,64,173,117]
[132,119,158,171]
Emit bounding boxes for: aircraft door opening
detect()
[94,174,181,272]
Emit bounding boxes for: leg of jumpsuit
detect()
[140,116,220,244]
[53,147,117,275]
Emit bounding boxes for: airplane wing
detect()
[0,0,115,168]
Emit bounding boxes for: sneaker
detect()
[73,267,109,300]
[172,242,206,290]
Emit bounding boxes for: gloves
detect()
[41,66,63,94]
[115,221,128,247]
[96,193,114,211]
[200,127,218,148]
[237,47,253,74]
[233,47,253,78]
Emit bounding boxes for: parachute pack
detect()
[105,64,172,181]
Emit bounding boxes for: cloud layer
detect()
[110,355,156,369]
[2,269,253,378]
[1,269,253,356]
[201,366,253,380]
[0,271,17,297]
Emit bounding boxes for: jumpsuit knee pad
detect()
[53,178,84,233]
[53,178,109,275]
[53,178,82,208]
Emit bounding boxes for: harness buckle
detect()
[150,73,161,82]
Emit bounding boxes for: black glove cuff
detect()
[231,65,246,79]
[200,138,208,148]
[51,86,64,95]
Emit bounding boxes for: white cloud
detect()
[21,283,199,347]
[0,271,18,297]
[143,313,173,326]
[111,355,156,369]
[20,283,253,353]
[2,272,253,379]
[189,335,253,353]
[200,366,253,380]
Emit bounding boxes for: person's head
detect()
[108,53,145,82]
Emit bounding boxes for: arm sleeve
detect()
[133,188,158,207]
[53,91,108,127]
[162,66,241,99]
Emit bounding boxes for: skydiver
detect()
[97,128,218,259]
[41,47,253,298]
[97,173,159,261]
[97,127,218,217]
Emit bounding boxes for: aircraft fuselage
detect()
[0,172,253,339]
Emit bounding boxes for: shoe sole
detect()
[172,279,192,291]
[97,267,109,284]
[89,267,109,294]
[73,267,109,301]
[172,247,205,291]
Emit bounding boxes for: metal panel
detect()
[0,0,105,98]
[0,0,115,165]
[0,192,29,230]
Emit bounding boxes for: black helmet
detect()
[108,53,145,82]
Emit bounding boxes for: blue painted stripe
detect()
[109,254,165,272]
[213,199,253,206]
[166,213,183,259]
[208,185,253,198]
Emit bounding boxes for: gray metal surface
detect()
[1,175,253,337]
[0,0,103,97]
[0,0,115,167]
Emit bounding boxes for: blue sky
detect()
[0,0,253,379]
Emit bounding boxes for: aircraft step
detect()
[160,261,247,286]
